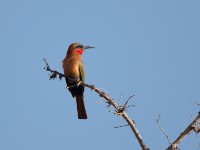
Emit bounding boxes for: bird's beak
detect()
[84,46,95,49]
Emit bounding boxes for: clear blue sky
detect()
[0,0,200,150]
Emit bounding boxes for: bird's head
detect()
[67,43,95,55]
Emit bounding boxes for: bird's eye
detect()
[76,45,82,49]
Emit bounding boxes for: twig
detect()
[153,114,172,145]
[122,95,135,109]
[118,93,123,105]
[116,95,135,115]
[43,58,65,80]
[114,123,130,128]
[166,112,200,150]
[43,59,149,150]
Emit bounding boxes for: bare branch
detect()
[43,59,149,150]
[166,112,200,150]
[116,95,135,116]
[114,123,131,128]
[122,95,135,110]
[152,114,172,145]
[43,58,65,80]
[44,59,200,150]
[83,82,149,150]
[117,93,123,105]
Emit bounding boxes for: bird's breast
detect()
[63,57,81,79]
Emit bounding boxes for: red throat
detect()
[74,48,84,55]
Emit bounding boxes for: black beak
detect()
[84,46,95,49]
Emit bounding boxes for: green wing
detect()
[79,61,85,83]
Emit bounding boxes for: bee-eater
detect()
[62,43,94,119]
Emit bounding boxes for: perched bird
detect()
[62,43,94,119]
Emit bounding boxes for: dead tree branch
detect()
[43,58,65,80]
[43,58,200,150]
[43,58,149,150]
[79,82,149,150]
[166,112,200,150]
[153,114,172,145]
[114,123,131,128]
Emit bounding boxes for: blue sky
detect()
[0,0,200,150]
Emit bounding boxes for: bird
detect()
[62,43,94,119]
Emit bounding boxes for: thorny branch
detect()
[43,58,200,150]
[111,95,135,116]
[80,82,149,150]
[43,58,64,80]
[43,58,149,150]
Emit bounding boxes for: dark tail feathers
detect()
[76,95,87,119]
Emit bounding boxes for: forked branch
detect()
[43,58,149,150]
[43,58,200,150]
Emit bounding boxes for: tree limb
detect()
[43,58,149,150]
[43,58,65,80]
[83,82,149,150]
[166,112,200,150]
[43,58,200,150]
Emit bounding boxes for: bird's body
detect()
[62,43,94,119]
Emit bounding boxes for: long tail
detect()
[76,95,87,119]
